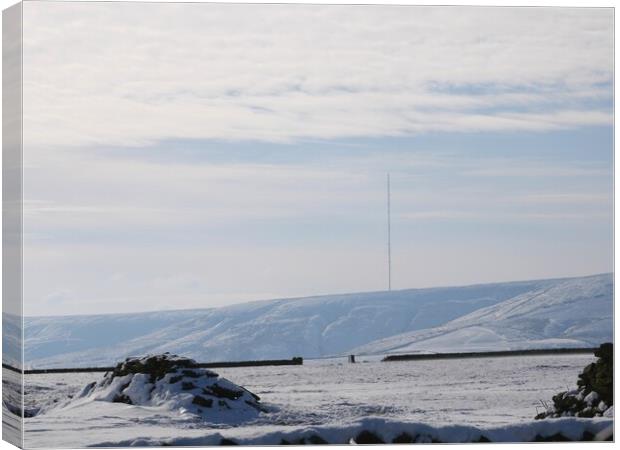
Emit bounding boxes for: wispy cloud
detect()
[400,210,610,223]
[462,165,609,178]
[512,193,611,205]
[22,3,612,149]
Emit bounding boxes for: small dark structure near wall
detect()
[348,355,356,363]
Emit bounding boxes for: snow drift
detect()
[90,416,613,446]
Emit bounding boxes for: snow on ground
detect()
[353,274,612,355]
[2,368,23,445]
[24,275,606,368]
[21,353,611,447]
[89,417,613,446]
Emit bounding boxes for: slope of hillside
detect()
[21,279,545,368]
[22,274,612,368]
[2,313,22,367]
[353,273,612,355]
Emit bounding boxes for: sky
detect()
[19,3,613,316]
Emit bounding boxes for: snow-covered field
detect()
[16,353,612,447]
[2,368,22,446]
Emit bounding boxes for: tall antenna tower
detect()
[387,173,392,291]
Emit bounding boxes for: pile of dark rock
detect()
[75,353,267,420]
[535,343,613,419]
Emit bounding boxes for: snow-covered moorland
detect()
[354,273,613,355]
[17,353,612,447]
[21,273,612,369]
[8,273,612,447]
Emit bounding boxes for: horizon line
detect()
[16,271,613,320]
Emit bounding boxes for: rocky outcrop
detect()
[578,342,613,406]
[536,343,613,419]
[74,353,267,421]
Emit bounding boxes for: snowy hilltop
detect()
[41,354,267,423]
[353,273,613,355]
[22,273,612,368]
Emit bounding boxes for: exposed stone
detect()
[111,353,201,383]
[112,393,133,405]
[204,384,244,400]
[536,343,613,420]
[533,433,572,442]
[578,343,613,406]
[355,430,385,444]
[192,395,213,408]
[181,381,197,391]
[392,432,414,443]
[279,435,328,445]
[306,435,328,444]
[72,353,265,421]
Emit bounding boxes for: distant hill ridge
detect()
[13,273,613,369]
[353,273,613,355]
